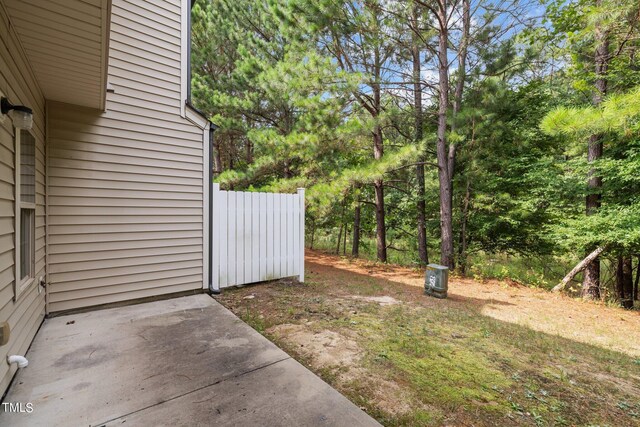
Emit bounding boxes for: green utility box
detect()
[425,264,449,299]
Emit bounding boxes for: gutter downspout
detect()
[208,122,219,294]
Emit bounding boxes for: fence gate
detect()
[211,184,305,291]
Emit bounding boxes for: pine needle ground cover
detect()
[215,251,640,427]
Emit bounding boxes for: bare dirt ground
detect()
[305,251,640,357]
[216,250,640,426]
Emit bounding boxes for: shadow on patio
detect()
[0,294,379,426]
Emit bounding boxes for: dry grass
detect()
[215,250,640,426]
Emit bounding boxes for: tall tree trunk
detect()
[372,43,387,263]
[436,0,454,268]
[616,257,625,299]
[446,0,471,271]
[622,256,634,308]
[213,137,223,175]
[228,145,235,191]
[373,130,387,263]
[343,223,348,256]
[457,118,475,273]
[283,160,293,179]
[634,255,639,301]
[352,202,361,257]
[411,5,428,266]
[582,256,601,299]
[458,179,471,274]
[245,137,253,165]
[582,1,609,300]
[336,199,347,255]
[616,256,634,308]
[447,0,470,185]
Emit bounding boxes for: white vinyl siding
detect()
[46,0,204,312]
[0,3,47,397]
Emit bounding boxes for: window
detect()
[15,129,36,296]
[20,208,35,280]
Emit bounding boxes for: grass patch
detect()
[365,305,511,411]
[216,256,640,426]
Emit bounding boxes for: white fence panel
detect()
[212,185,305,290]
[226,191,236,287]
[279,194,286,277]
[266,193,274,279]
[236,192,244,285]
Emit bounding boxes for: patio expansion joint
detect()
[92,355,292,427]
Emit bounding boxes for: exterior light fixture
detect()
[1,97,33,130]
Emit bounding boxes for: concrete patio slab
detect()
[0,294,379,426]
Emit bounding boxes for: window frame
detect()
[14,127,36,300]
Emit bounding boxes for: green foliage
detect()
[192,0,359,186]
[542,86,640,255]
[452,77,566,257]
[542,0,640,95]
[307,144,420,215]
[542,87,640,138]
[192,0,640,291]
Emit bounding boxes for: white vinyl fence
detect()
[211,184,305,291]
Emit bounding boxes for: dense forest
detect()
[190,0,640,307]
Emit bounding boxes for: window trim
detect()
[14,127,36,300]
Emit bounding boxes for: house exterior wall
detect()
[0,4,47,396]
[46,0,206,312]
[2,0,110,110]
